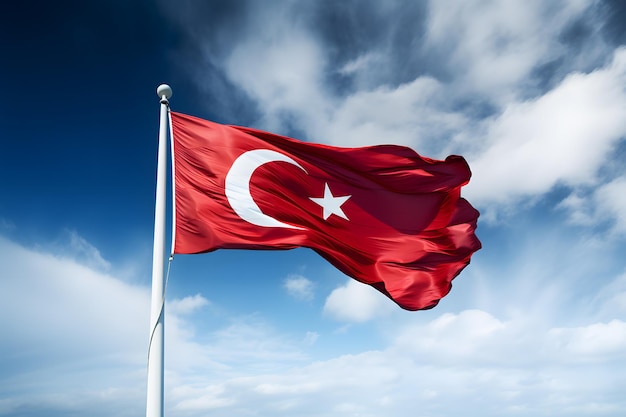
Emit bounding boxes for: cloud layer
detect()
[3,213,625,416]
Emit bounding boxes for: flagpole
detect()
[146,84,172,417]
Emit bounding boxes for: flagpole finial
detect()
[157,84,172,104]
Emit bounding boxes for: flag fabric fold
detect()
[171,111,481,311]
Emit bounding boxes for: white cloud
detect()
[171,384,235,412]
[0,236,147,362]
[338,52,382,76]
[594,176,626,234]
[548,319,626,359]
[283,274,315,301]
[392,310,508,362]
[3,218,626,417]
[425,0,597,101]
[322,76,469,152]
[164,308,626,417]
[168,293,210,315]
[64,229,111,270]
[222,3,330,134]
[591,272,626,319]
[165,316,309,378]
[558,175,626,236]
[557,192,596,226]
[0,235,149,416]
[466,48,626,207]
[302,331,319,345]
[323,279,395,322]
[391,309,626,366]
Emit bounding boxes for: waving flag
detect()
[171,111,481,310]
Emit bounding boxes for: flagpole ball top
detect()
[157,84,172,100]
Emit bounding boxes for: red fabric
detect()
[171,111,481,311]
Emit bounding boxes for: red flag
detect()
[171,111,481,311]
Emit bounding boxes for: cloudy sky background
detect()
[1,0,626,416]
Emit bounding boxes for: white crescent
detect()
[225,149,307,229]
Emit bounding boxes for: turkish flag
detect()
[171,111,481,311]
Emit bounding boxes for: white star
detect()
[309,183,351,221]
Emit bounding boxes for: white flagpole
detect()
[147,84,172,417]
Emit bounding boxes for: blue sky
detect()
[2,1,626,416]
